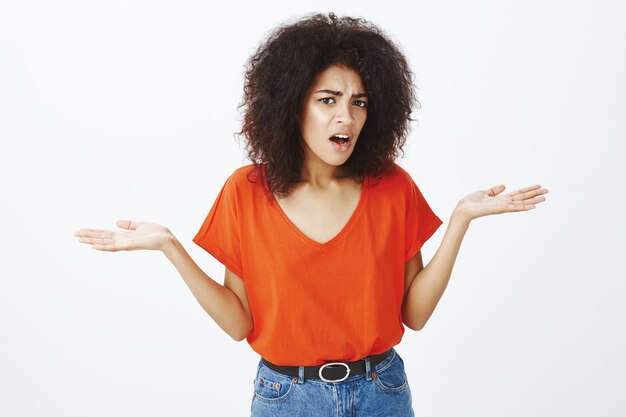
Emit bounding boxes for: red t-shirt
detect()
[193,162,442,366]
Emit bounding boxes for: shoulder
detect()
[223,163,258,189]
[229,163,255,180]
[389,162,413,182]
[220,164,270,202]
[373,162,415,191]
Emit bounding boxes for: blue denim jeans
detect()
[250,347,414,417]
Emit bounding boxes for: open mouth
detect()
[329,134,350,145]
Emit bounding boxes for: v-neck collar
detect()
[269,176,369,249]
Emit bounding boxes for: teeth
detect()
[330,135,349,145]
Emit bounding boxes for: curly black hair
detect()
[235,11,419,200]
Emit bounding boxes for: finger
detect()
[74,228,105,235]
[117,219,138,230]
[508,184,542,198]
[91,243,124,251]
[506,202,536,211]
[524,195,547,205]
[74,229,114,238]
[505,195,545,210]
[511,187,549,201]
[80,237,128,251]
[78,236,113,246]
[484,184,505,196]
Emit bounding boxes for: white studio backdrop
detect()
[1,0,624,416]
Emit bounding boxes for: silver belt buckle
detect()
[318,362,351,383]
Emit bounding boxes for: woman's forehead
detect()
[308,65,365,92]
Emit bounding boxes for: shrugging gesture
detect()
[73,220,173,252]
[454,184,549,222]
[402,183,550,330]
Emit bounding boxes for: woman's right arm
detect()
[74,220,252,342]
[162,237,253,341]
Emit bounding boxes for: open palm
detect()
[73,220,173,252]
[456,184,549,221]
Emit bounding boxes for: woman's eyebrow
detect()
[314,89,369,99]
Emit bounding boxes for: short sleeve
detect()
[192,174,245,280]
[404,177,443,262]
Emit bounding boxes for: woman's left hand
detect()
[454,184,549,222]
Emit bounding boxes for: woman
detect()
[74,12,548,416]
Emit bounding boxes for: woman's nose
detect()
[335,102,356,124]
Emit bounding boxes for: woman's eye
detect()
[319,97,367,108]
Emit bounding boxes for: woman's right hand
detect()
[73,220,174,252]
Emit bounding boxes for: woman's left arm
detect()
[401,184,549,331]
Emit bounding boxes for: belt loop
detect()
[364,355,372,381]
[298,365,305,384]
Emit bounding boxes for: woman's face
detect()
[298,64,369,171]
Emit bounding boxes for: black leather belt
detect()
[261,349,392,383]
